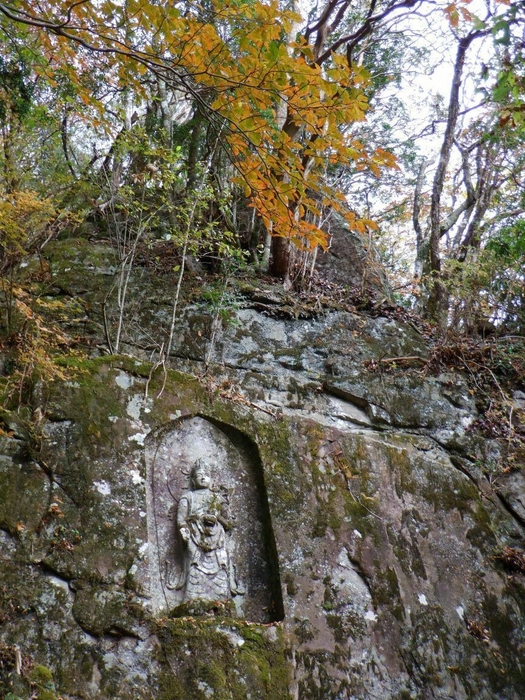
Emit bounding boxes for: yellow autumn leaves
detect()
[2,0,398,251]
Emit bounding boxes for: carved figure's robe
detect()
[177,488,230,601]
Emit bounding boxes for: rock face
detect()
[1,238,525,699]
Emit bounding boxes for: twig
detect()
[102,301,114,355]
[346,485,388,523]
[377,355,427,364]
[144,342,165,399]
[14,645,22,675]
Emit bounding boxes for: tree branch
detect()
[439,141,477,237]
[413,156,427,246]
[314,0,419,66]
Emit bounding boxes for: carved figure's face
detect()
[193,467,211,489]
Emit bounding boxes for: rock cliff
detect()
[1,236,524,699]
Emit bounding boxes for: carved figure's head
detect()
[191,460,211,490]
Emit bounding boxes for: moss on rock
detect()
[155,617,291,700]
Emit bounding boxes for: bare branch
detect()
[413,156,427,245]
[314,0,420,66]
[439,141,477,237]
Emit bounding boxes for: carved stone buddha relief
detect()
[143,415,283,623]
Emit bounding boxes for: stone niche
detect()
[143,415,283,623]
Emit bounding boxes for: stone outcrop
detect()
[0,238,524,699]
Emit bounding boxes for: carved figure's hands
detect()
[180,526,190,542]
[218,515,232,531]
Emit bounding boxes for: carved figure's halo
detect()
[166,462,192,502]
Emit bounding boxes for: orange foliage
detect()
[0,0,399,251]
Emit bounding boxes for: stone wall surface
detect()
[0,238,524,699]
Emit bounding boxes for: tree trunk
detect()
[413,156,428,279]
[186,108,204,192]
[269,236,294,288]
[422,32,486,325]
[425,279,450,331]
[2,122,19,194]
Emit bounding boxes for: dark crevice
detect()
[322,382,431,430]
[448,455,484,489]
[442,394,467,410]
[336,414,386,430]
[429,433,478,460]
[397,648,420,694]
[493,490,525,530]
[198,414,285,623]
[322,381,369,409]
[104,625,142,640]
[38,559,74,582]
[345,550,374,601]
[436,452,525,534]
[0,524,16,539]
[34,457,81,509]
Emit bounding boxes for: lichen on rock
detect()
[0,238,524,699]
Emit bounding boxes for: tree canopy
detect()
[0,0,524,333]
